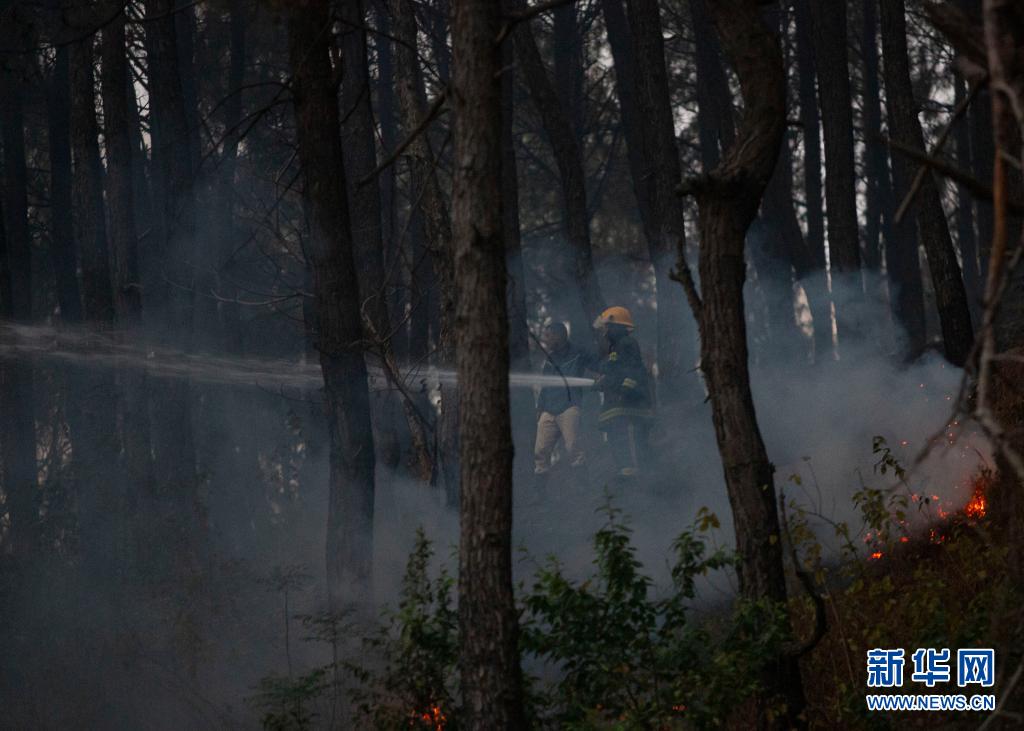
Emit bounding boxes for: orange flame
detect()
[964,476,988,520]
[411,705,447,730]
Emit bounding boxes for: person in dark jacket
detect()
[592,306,653,477]
[534,322,594,478]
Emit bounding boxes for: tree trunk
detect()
[624,0,696,400]
[102,7,152,572]
[500,17,531,371]
[513,5,606,340]
[338,0,403,473]
[600,0,658,254]
[861,0,885,275]
[793,0,832,360]
[808,0,860,279]
[451,0,526,724]
[682,0,808,723]
[102,11,144,328]
[70,30,123,577]
[865,0,927,354]
[0,53,38,559]
[46,47,84,323]
[753,3,806,362]
[880,0,974,366]
[143,0,204,583]
[389,0,460,499]
[553,2,585,143]
[286,0,377,605]
[689,0,735,169]
[954,75,982,311]
[602,0,697,397]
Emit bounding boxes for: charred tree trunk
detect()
[512,4,606,340]
[389,0,459,498]
[450,0,526,724]
[624,0,696,400]
[286,0,377,605]
[678,0,807,723]
[793,0,832,360]
[881,0,974,366]
[0,52,38,559]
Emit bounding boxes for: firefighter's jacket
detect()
[596,332,653,428]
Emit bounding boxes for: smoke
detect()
[0,264,992,728]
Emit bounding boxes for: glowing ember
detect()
[412,705,447,730]
[870,551,883,561]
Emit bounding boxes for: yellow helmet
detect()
[594,306,634,330]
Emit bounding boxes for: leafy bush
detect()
[347,527,460,729]
[520,502,788,728]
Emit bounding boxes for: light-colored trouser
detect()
[534,406,584,474]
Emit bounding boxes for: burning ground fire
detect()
[865,470,991,561]
[410,704,447,730]
[864,412,991,561]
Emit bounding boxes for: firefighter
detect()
[592,306,653,478]
[534,322,594,484]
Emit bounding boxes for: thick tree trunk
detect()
[389,0,460,499]
[881,0,974,366]
[513,6,605,339]
[286,0,377,605]
[624,0,695,400]
[450,0,526,724]
[793,0,832,360]
[0,55,38,559]
[682,0,808,723]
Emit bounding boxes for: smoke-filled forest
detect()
[2,0,1024,728]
